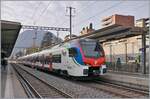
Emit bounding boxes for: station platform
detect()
[1,64,27,98]
[100,70,149,91]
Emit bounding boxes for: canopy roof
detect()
[1,20,22,57]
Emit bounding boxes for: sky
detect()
[1,0,150,40]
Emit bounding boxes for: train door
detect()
[41,54,45,69]
[61,49,68,69]
[67,47,78,69]
[48,53,53,71]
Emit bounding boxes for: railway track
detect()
[12,64,73,98]
[32,69,149,98]
[36,67,149,98]
[11,63,149,98]
[72,80,149,98]
[94,80,149,98]
[42,69,148,98]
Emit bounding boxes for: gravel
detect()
[16,64,117,98]
[13,65,68,98]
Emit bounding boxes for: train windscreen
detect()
[80,40,104,58]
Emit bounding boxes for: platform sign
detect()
[139,45,149,51]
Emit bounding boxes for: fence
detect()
[106,62,149,74]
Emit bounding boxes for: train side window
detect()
[69,48,77,57]
[45,56,49,64]
[40,55,45,63]
[52,54,61,63]
[36,56,39,62]
[49,54,52,63]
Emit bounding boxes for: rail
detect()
[12,64,42,98]
[12,63,73,98]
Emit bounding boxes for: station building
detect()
[79,14,149,73]
[101,14,134,28]
[102,16,149,73]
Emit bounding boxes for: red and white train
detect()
[17,38,106,77]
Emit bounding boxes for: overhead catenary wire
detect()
[33,1,63,27]
[58,1,98,27]
[8,2,43,56]
[18,2,51,49]
[30,1,42,25]
[93,1,147,29]
[30,1,51,52]
[35,1,51,24]
[55,1,97,38]
[72,1,123,29]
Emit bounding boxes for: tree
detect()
[40,32,62,48]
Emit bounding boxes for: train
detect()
[17,38,107,77]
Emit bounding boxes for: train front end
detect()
[78,39,106,76]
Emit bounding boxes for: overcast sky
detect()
[1,0,149,39]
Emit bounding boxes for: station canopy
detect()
[1,20,22,57]
[73,24,145,42]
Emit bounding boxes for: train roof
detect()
[18,38,97,59]
[41,38,95,50]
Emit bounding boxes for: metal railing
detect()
[106,62,149,74]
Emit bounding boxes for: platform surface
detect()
[100,70,149,90]
[1,64,27,98]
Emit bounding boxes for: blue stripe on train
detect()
[74,47,84,65]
